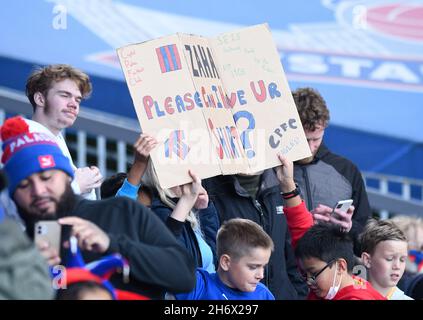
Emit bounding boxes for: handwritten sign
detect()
[117,24,311,188]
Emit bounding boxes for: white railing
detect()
[0,86,140,179]
[363,172,423,218]
[62,124,138,178]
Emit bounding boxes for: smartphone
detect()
[34,221,62,254]
[331,199,353,218]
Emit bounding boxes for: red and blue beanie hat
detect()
[409,250,423,273]
[0,116,74,196]
[54,237,149,300]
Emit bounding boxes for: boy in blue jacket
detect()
[175,218,275,300]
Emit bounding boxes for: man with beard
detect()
[291,87,371,255]
[1,117,196,299]
[24,64,102,200]
[0,170,54,299]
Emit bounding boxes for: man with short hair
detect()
[292,87,371,254]
[1,116,195,299]
[25,64,102,199]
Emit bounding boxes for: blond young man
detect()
[25,64,102,199]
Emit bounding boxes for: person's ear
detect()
[361,252,371,269]
[219,254,231,272]
[337,258,348,274]
[34,92,46,107]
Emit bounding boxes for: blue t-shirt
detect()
[0,205,4,223]
[194,230,215,273]
[175,269,275,300]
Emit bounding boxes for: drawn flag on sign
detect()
[164,130,190,160]
[156,44,182,73]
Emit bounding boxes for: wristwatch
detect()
[281,184,300,199]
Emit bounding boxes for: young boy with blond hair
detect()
[360,219,413,300]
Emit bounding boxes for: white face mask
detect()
[325,261,342,300]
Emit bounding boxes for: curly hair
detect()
[292,87,330,131]
[26,64,92,111]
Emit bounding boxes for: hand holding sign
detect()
[126,133,158,187]
[171,170,208,222]
[134,133,159,164]
[117,24,311,189]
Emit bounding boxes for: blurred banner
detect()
[1,0,422,180]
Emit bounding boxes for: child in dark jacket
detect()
[106,133,219,272]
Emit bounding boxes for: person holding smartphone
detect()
[275,154,354,249]
[291,87,371,255]
[1,116,196,299]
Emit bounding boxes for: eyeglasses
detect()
[301,259,336,285]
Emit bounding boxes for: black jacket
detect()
[67,196,196,299]
[203,170,308,300]
[294,143,371,255]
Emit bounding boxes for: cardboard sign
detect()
[117,24,311,188]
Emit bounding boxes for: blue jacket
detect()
[203,169,308,300]
[175,268,275,300]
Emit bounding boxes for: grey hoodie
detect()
[0,219,54,300]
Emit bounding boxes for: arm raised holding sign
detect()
[113,133,219,272]
[275,154,353,250]
[128,133,158,188]
[113,133,157,203]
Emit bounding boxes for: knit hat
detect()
[409,250,423,273]
[56,237,149,300]
[0,116,74,196]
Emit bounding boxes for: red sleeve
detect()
[284,201,314,249]
[307,291,321,300]
[115,289,150,300]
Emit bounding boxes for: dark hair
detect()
[0,170,7,192]
[296,223,355,272]
[359,218,407,255]
[217,218,274,261]
[26,64,92,111]
[292,87,330,131]
[56,281,112,300]
[100,173,128,199]
[408,274,423,300]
